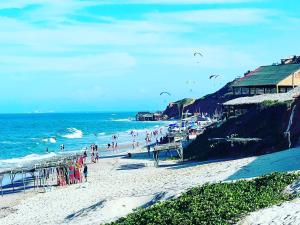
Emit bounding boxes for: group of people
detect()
[107,134,119,150]
[85,144,99,164]
[130,131,140,149]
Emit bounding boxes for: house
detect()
[232,60,300,96]
[222,86,300,118]
[136,112,164,121]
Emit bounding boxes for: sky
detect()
[0,0,299,113]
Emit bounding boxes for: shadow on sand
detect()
[227,148,300,181]
[64,200,106,221]
[117,163,146,170]
[1,176,36,196]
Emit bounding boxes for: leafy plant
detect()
[106,173,299,225]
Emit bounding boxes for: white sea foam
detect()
[0,141,19,145]
[62,128,83,139]
[111,118,132,122]
[42,137,57,143]
[0,152,57,168]
[98,132,106,136]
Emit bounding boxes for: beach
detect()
[1,146,300,225]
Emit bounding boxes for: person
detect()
[46,147,49,153]
[147,145,151,157]
[114,135,118,149]
[107,143,111,149]
[83,164,88,182]
[91,152,95,163]
[95,152,99,163]
[95,144,98,152]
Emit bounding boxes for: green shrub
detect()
[107,173,299,225]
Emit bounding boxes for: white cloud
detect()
[0,53,137,74]
[0,0,260,9]
[146,8,275,25]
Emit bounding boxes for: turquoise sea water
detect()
[0,112,167,166]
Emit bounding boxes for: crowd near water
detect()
[0,112,168,168]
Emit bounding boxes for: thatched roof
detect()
[223,87,300,106]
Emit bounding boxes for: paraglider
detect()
[209,75,221,79]
[160,91,172,105]
[194,52,203,57]
[186,80,197,93]
[160,91,171,96]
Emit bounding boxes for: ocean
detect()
[0,112,168,168]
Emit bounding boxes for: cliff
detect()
[163,79,240,118]
[184,97,300,161]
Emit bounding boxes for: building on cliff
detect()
[135,112,164,121]
[232,58,300,96]
[222,86,300,118]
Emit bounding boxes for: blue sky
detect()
[0,0,299,113]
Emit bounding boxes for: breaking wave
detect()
[42,137,57,143]
[0,152,57,168]
[62,128,83,139]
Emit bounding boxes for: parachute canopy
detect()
[160,91,171,96]
[209,75,221,79]
[194,52,203,57]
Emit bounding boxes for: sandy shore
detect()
[1,147,300,225]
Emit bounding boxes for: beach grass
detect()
[107,172,299,225]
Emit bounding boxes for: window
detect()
[256,88,264,95]
[250,88,256,95]
[265,88,272,94]
[234,88,241,95]
[241,88,249,95]
[279,87,287,93]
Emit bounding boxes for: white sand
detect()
[239,177,300,225]
[1,147,300,225]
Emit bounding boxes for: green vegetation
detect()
[164,156,179,161]
[107,173,299,225]
[174,98,195,108]
[261,100,279,107]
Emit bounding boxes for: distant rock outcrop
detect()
[163,80,240,119]
[163,98,195,119]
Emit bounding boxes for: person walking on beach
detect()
[83,164,88,182]
[95,152,99,163]
[147,145,151,157]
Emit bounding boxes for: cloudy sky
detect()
[0,0,299,113]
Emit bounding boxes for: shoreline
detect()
[1,147,300,224]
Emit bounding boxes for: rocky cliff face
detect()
[163,98,195,119]
[163,80,240,118]
[185,98,300,161]
[289,96,300,146]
